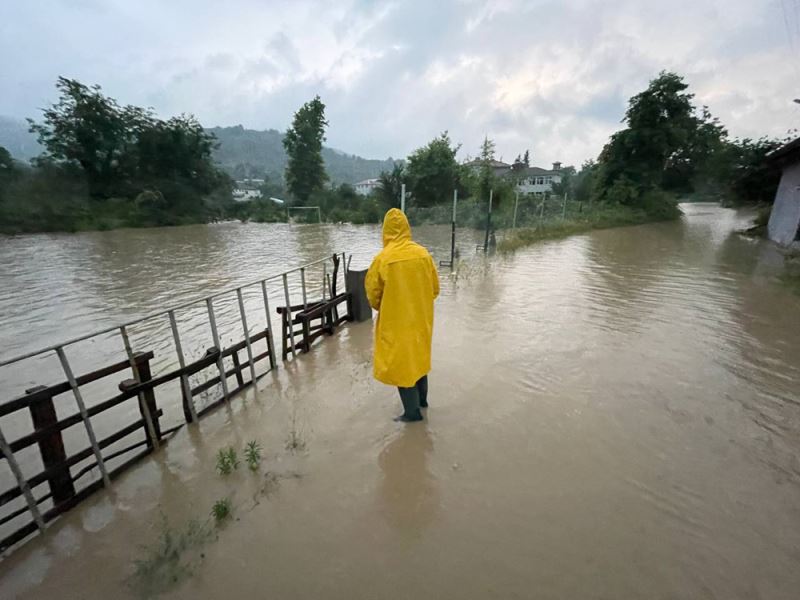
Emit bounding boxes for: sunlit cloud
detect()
[1,0,799,166]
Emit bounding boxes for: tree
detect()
[0,146,17,202]
[476,136,497,203]
[376,163,405,210]
[594,71,716,208]
[405,132,463,207]
[573,160,597,204]
[725,137,783,205]
[551,165,576,197]
[523,149,530,167]
[28,77,153,198]
[283,96,328,203]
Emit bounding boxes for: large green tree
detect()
[405,132,463,207]
[28,77,153,198]
[594,71,723,205]
[376,163,405,210]
[283,96,329,203]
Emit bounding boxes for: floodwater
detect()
[1,204,800,599]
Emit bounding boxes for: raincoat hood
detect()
[382,208,412,247]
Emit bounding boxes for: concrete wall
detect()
[768,161,800,246]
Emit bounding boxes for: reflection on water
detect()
[1,205,800,599]
[378,425,437,536]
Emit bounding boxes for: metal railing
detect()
[0,252,347,552]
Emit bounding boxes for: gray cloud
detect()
[1,0,799,166]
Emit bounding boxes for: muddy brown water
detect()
[1,204,800,599]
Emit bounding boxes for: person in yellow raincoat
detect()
[365,208,440,422]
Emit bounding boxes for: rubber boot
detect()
[418,376,429,408]
[395,386,423,422]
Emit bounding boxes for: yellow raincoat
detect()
[365,209,440,388]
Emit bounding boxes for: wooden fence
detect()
[0,253,352,555]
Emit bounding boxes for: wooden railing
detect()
[0,253,355,555]
[0,328,277,552]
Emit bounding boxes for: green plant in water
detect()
[211,497,232,523]
[215,447,239,475]
[129,515,214,597]
[244,440,262,470]
[285,413,307,452]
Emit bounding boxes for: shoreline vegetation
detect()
[498,200,681,253]
[0,71,783,237]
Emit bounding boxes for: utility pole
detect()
[440,189,458,268]
[483,189,493,253]
[400,183,406,213]
[512,192,519,229]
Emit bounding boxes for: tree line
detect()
[0,71,787,233]
[0,77,234,232]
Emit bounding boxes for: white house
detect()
[463,159,564,195]
[232,188,262,202]
[513,163,563,195]
[354,178,381,196]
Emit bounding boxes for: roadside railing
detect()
[0,252,349,554]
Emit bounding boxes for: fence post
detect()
[260,280,277,370]
[120,326,159,450]
[56,346,111,488]
[119,354,161,450]
[168,310,198,423]
[231,351,245,388]
[0,425,45,531]
[27,385,75,505]
[512,192,519,229]
[206,297,230,402]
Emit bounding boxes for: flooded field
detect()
[1,204,800,599]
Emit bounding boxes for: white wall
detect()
[767,161,800,246]
[516,174,561,195]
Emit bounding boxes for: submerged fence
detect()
[0,252,352,554]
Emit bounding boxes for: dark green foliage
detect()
[1,77,233,233]
[208,125,396,185]
[283,96,329,202]
[593,70,783,211]
[215,447,239,475]
[405,132,465,207]
[376,163,405,211]
[211,497,232,523]
[723,137,783,205]
[244,441,262,471]
[309,184,382,224]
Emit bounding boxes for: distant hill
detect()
[207,125,397,184]
[0,117,396,184]
[0,116,42,161]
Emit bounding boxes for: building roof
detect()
[504,166,560,178]
[767,137,800,166]
[354,178,380,186]
[463,159,512,169]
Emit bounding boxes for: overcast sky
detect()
[1,0,799,166]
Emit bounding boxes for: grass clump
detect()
[129,515,214,597]
[285,413,307,453]
[215,447,239,475]
[211,497,232,523]
[498,202,678,253]
[244,440,262,470]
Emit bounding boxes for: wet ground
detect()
[1,204,800,599]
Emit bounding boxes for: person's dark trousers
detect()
[397,376,428,420]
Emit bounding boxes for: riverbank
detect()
[498,202,681,252]
[1,205,799,600]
